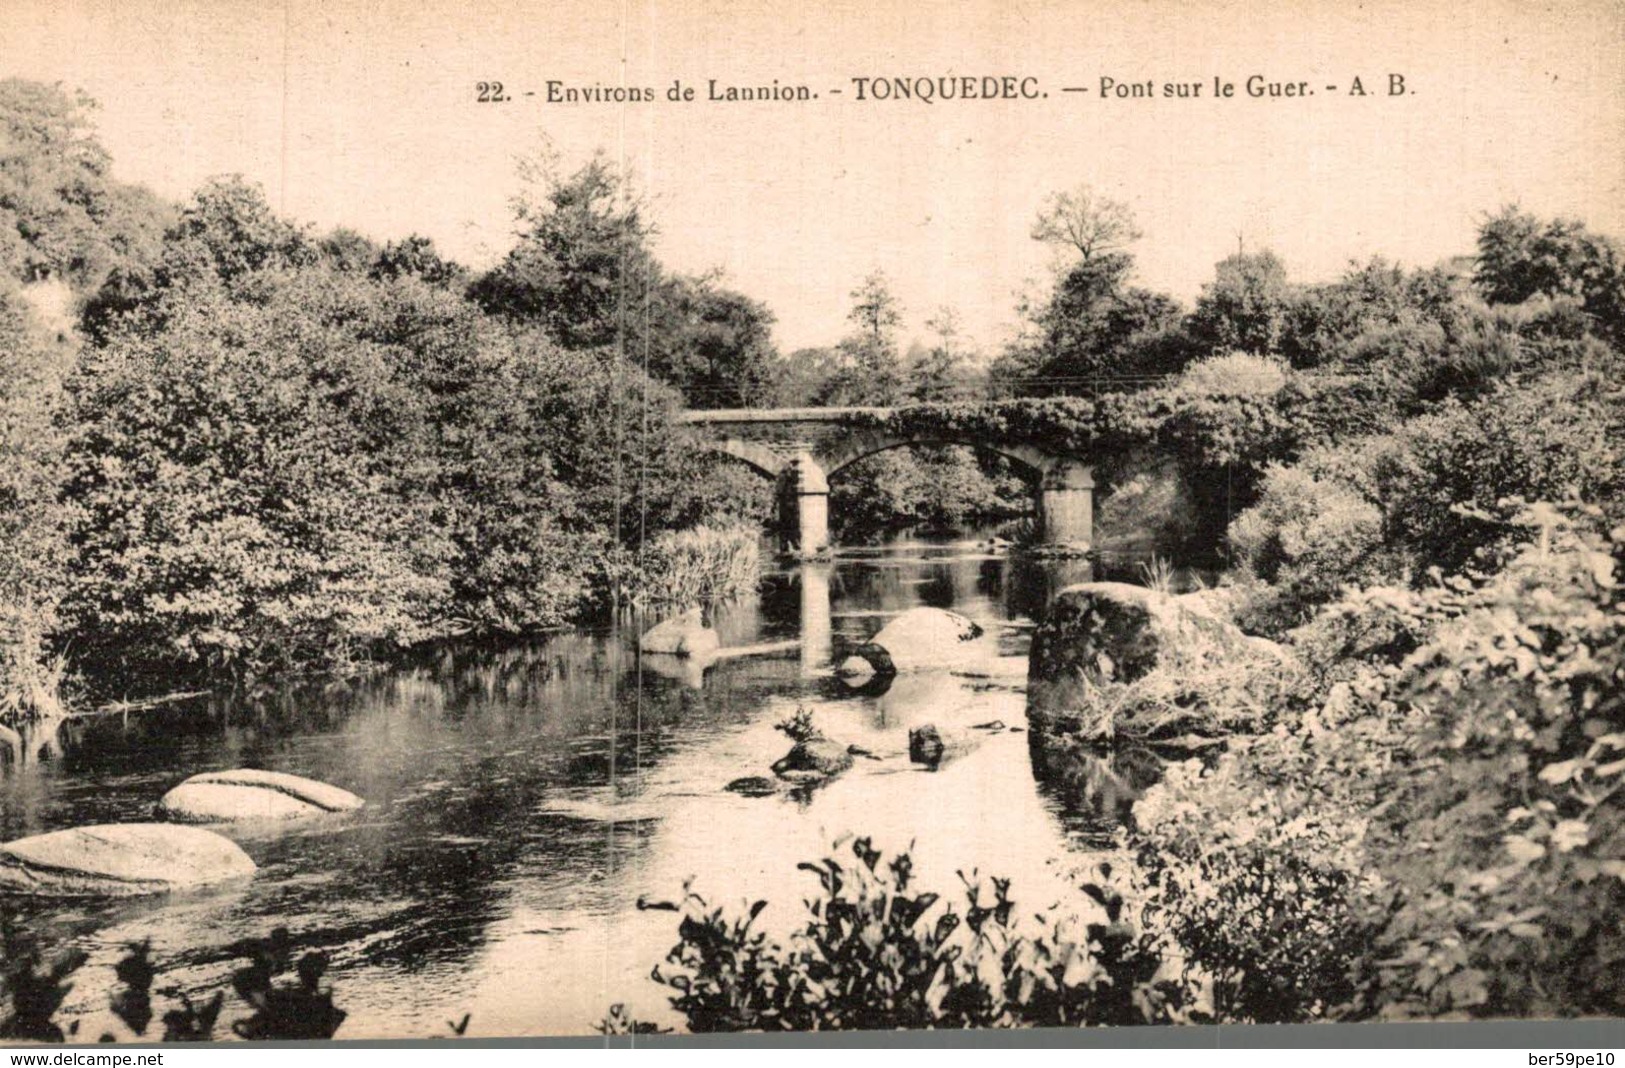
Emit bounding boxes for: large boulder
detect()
[1027,582,1299,743]
[1029,582,1254,686]
[838,607,984,677]
[0,824,256,897]
[639,607,720,658]
[158,769,365,823]
[770,738,854,785]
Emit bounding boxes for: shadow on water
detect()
[0,526,1173,1037]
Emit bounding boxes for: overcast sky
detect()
[5,0,1622,353]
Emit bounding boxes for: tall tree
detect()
[1475,206,1624,346]
[1188,249,1293,357]
[819,270,904,405]
[909,306,976,402]
[0,79,173,296]
[470,152,660,351]
[1030,186,1143,265]
[1007,186,1185,391]
[646,275,779,408]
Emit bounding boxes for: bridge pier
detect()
[777,451,830,556]
[1035,462,1095,550]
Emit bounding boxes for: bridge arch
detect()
[698,438,787,480]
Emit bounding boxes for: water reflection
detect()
[0,530,1138,1038]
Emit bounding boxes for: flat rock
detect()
[0,824,256,897]
[158,769,364,823]
[724,776,781,797]
[639,607,720,658]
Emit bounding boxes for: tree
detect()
[369,234,464,288]
[1279,257,1466,370]
[1475,206,1625,346]
[62,269,455,681]
[155,175,318,287]
[1188,249,1292,357]
[470,152,660,351]
[0,79,173,295]
[765,346,842,407]
[1030,186,1142,265]
[646,275,779,408]
[817,271,905,405]
[0,282,74,715]
[909,306,977,402]
[81,176,316,338]
[1006,187,1188,392]
[319,227,381,273]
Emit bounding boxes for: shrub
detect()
[1371,375,1620,575]
[1172,351,1288,397]
[0,923,352,1043]
[1228,453,1396,630]
[61,273,456,682]
[1093,455,1199,558]
[634,836,1196,1031]
[1132,502,1625,1023]
[1350,504,1625,1019]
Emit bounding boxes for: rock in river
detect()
[724,776,781,797]
[0,824,256,897]
[158,769,365,823]
[638,607,720,658]
[838,607,984,677]
[770,738,854,785]
[1028,582,1254,686]
[907,723,980,769]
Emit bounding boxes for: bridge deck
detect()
[676,406,895,425]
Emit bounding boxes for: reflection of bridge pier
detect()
[679,407,1096,556]
[798,562,832,669]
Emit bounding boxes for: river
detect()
[0,531,1143,1039]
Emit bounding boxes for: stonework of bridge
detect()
[677,406,1095,555]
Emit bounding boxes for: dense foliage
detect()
[605,837,1194,1032]
[0,89,775,692]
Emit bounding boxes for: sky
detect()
[4,0,1622,354]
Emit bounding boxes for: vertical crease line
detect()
[279,0,291,213]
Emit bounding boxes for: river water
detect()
[0,532,1139,1039]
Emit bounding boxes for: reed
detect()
[608,525,762,610]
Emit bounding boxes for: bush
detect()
[1129,502,1625,1023]
[1093,455,1199,558]
[632,836,1196,1031]
[1371,375,1620,576]
[1133,751,1375,1021]
[1350,504,1625,1019]
[1157,355,1306,559]
[1228,451,1397,630]
[0,923,352,1042]
[61,272,457,681]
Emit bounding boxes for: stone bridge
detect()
[677,406,1095,555]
